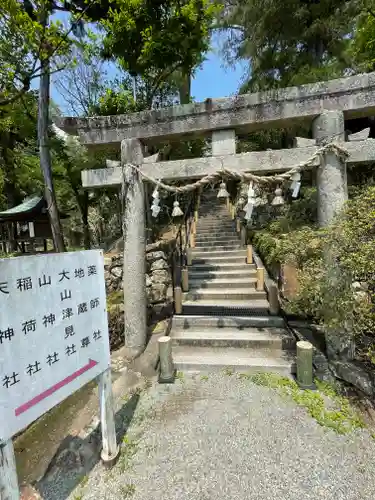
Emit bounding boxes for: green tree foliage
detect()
[0,91,43,209]
[0,0,75,106]
[252,186,375,365]
[99,0,221,100]
[219,0,360,91]
[90,75,179,115]
[350,7,375,72]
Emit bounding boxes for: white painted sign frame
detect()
[0,251,119,499]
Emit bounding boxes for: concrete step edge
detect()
[172,315,285,328]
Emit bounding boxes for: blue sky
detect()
[52,42,246,112]
[191,41,247,102]
[48,14,247,114]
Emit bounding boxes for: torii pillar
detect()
[313,111,353,359]
[312,110,347,227]
[121,139,147,357]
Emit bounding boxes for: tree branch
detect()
[0,1,91,108]
[0,80,30,106]
[150,61,184,100]
[210,24,245,32]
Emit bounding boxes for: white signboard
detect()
[0,250,110,441]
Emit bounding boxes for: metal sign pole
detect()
[98,368,119,467]
[0,440,20,500]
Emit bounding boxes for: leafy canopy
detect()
[100,0,221,90]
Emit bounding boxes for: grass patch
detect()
[223,367,234,376]
[79,475,89,487]
[248,372,365,435]
[118,436,140,473]
[120,483,136,497]
[176,371,184,382]
[107,290,123,311]
[200,374,209,381]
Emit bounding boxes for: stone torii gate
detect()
[57,71,375,355]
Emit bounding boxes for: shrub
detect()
[251,185,375,365]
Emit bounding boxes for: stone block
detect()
[212,129,236,156]
[151,259,169,271]
[148,283,168,303]
[151,269,170,284]
[110,266,122,278]
[330,360,375,397]
[59,71,375,145]
[293,137,316,148]
[348,128,370,141]
[146,251,167,262]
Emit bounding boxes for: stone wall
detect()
[105,240,174,348]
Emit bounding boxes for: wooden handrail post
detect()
[247,245,253,264]
[240,225,246,246]
[182,266,189,292]
[158,337,175,383]
[297,341,314,389]
[174,286,182,314]
[195,188,201,222]
[187,248,193,266]
[268,283,280,315]
[256,267,264,291]
[190,231,195,248]
[236,218,241,233]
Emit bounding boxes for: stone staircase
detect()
[170,191,296,374]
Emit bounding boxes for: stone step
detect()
[198,208,229,213]
[193,255,247,265]
[198,210,229,215]
[182,299,270,316]
[189,277,257,290]
[172,314,285,329]
[195,234,240,242]
[195,240,240,248]
[197,224,236,230]
[197,228,235,235]
[198,216,231,221]
[197,222,234,229]
[198,202,228,208]
[183,288,267,301]
[192,249,246,259]
[189,268,257,280]
[191,262,255,272]
[195,233,239,240]
[172,346,296,375]
[171,327,295,351]
[192,244,242,252]
[195,234,239,241]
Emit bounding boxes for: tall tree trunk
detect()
[179,70,192,105]
[80,192,91,249]
[38,55,66,252]
[2,139,19,251]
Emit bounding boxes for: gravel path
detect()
[58,373,374,499]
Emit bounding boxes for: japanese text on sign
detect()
[0,250,110,441]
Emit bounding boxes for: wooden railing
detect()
[170,192,199,314]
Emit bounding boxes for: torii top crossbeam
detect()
[56,72,375,146]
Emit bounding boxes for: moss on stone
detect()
[245,372,365,435]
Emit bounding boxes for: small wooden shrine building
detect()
[0,196,67,254]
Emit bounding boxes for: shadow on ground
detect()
[36,392,141,500]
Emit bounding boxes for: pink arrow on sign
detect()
[15,358,98,416]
